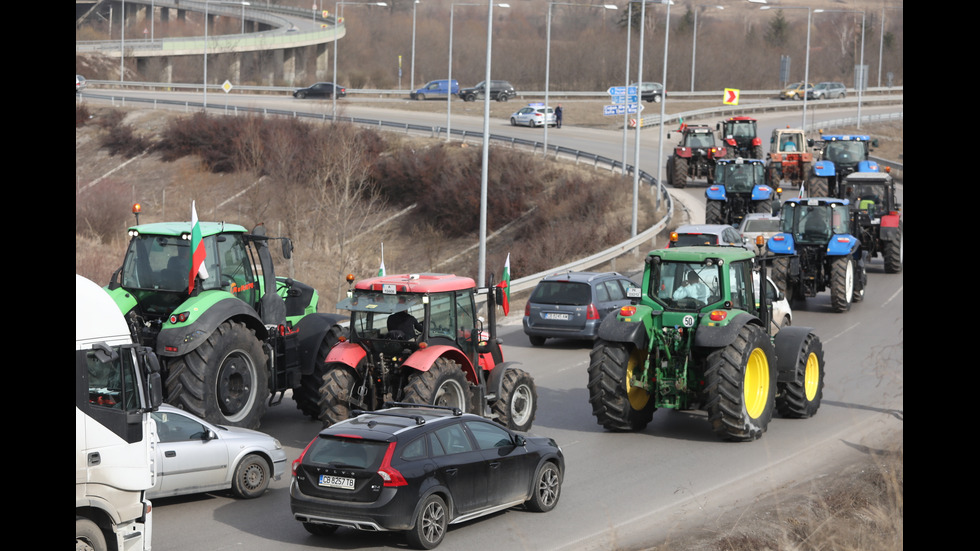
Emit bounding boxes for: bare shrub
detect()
[76,178,133,244]
[76,104,90,128]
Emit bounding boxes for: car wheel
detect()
[529,335,546,347]
[232,454,270,499]
[296,92,306,99]
[417,94,425,101]
[406,494,448,550]
[526,462,562,512]
[511,117,517,126]
[653,94,662,103]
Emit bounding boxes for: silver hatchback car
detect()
[523,272,638,346]
[510,104,556,128]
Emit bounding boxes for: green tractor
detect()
[587,245,825,441]
[104,217,347,429]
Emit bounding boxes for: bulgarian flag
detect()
[496,253,511,316]
[677,117,686,132]
[188,201,210,294]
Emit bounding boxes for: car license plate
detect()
[544,313,570,321]
[319,475,355,490]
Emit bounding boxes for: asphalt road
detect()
[92,93,903,550]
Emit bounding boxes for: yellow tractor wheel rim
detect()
[627,349,651,411]
[804,352,819,402]
[744,348,770,419]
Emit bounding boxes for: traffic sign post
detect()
[606,86,640,117]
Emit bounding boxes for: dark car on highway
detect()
[291,404,564,549]
[459,80,517,102]
[293,82,346,99]
[523,271,638,346]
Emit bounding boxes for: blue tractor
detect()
[705,158,778,225]
[767,197,868,313]
[806,134,880,198]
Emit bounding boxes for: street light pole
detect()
[544,2,617,156]
[411,0,419,93]
[815,8,866,129]
[691,5,723,92]
[448,3,509,143]
[654,0,671,227]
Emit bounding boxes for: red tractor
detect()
[666,125,727,188]
[718,116,764,159]
[318,273,538,431]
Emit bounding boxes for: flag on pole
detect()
[496,253,511,316]
[189,201,210,294]
[378,243,386,277]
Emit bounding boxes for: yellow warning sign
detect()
[723,88,740,105]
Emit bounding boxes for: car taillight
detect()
[586,304,600,320]
[525,302,531,316]
[292,437,316,477]
[378,442,407,487]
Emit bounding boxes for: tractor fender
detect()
[292,313,350,375]
[694,313,760,349]
[856,160,880,173]
[324,340,367,369]
[596,315,649,351]
[751,137,762,147]
[674,148,693,159]
[751,184,774,201]
[826,233,860,256]
[880,213,901,230]
[773,326,818,383]
[705,184,727,201]
[403,345,480,385]
[156,295,266,358]
[812,161,836,177]
[485,361,524,403]
[767,233,796,255]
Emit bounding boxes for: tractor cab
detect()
[713,158,766,194]
[842,172,896,220]
[718,116,762,158]
[778,198,851,246]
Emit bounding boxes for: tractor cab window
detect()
[649,259,722,310]
[454,292,477,354]
[783,202,850,245]
[122,235,190,291]
[214,233,256,303]
[684,131,715,148]
[844,183,887,216]
[824,141,867,165]
[727,260,755,313]
[726,122,755,139]
[339,292,425,341]
[715,162,763,192]
[427,292,457,342]
[778,134,801,152]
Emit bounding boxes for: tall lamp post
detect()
[761,4,812,130]
[333,2,388,120]
[815,8,866,129]
[690,5,723,92]
[544,2,617,156]
[410,0,419,94]
[651,0,671,238]
[448,3,509,143]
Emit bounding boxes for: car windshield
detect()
[742,218,781,233]
[715,162,764,192]
[824,141,867,165]
[531,281,591,306]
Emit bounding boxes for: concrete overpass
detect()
[76,0,350,85]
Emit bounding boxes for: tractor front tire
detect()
[673,157,689,189]
[294,325,346,420]
[704,324,777,441]
[165,320,269,429]
[317,364,364,427]
[587,340,656,432]
[830,257,855,313]
[776,332,825,418]
[403,357,470,412]
[884,223,903,273]
[705,200,724,225]
[491,368,537,432]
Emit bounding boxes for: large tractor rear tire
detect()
[776,332,824,418]
[884,223,903,273]
[491,368,537,432]
[752,145,764,159]
[294,325,346,420]
[587,340,656,432]
[771,256,794,303]
[807,174,828,198]
[704,324,777,441]
[165,320,269,429]
[317,364,365,427]
[830,257,855,313]
[754,198,773,216]
[672,157,689,189]
[403,357,470,412]
[705,200,724,225]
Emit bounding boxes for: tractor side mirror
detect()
[282,238,293,259]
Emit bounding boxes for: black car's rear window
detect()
[674,234,719,247]
[531,281,592,306]
[307,436,389,470]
